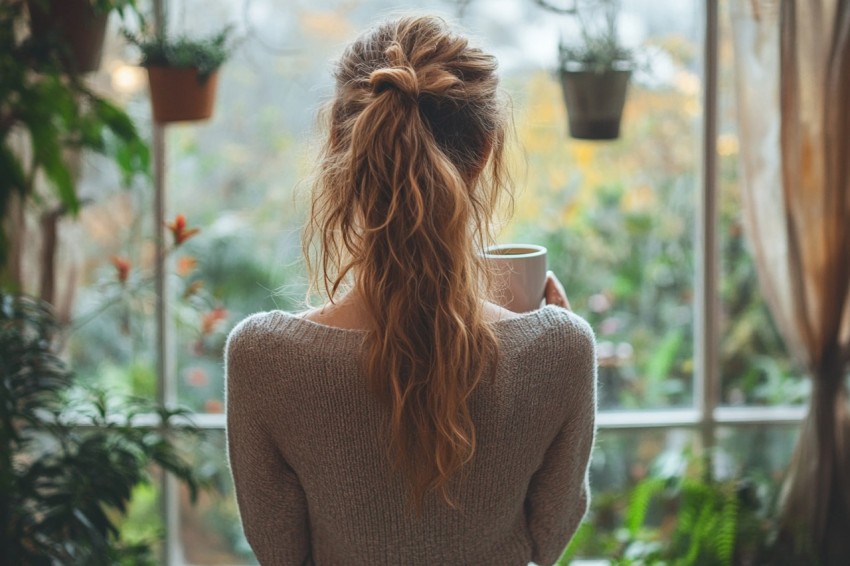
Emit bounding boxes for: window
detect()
[65,0,802,563]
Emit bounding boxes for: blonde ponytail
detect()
[305,15,512,508]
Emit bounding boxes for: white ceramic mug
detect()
[483,244,548,313]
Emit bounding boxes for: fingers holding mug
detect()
[545,271,571,310]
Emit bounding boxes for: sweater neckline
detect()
[277,305,565,347]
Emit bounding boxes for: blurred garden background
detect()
[5,0,810,563]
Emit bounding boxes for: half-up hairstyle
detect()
[305,15,512,508]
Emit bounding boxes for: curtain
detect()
[731,0,850,561]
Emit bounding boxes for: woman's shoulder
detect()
[226,310,291,348]
[224,311,285,371]
[495,306,597,394]
[495,305,595,354]
[225,309,366,360]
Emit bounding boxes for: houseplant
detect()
[557,457,818,566]
[1,1,150,299]
[0,291,204,564]
[125,27,234,124]
[27,0,141,74]
[556,0,634,140]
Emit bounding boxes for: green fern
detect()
[717,486,739,564]
[554,458,786,564]
[667,479,738,566]
[626,477,666,536]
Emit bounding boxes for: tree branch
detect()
[531,0,578,15]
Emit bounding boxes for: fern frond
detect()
[717,485,738,565]
[626,477,666,536]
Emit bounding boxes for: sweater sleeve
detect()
[525,315,598,566]
[225,319,312,566]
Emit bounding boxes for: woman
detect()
[226,15,597,566]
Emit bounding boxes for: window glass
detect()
[161,0,702,413]
[177,431,253,564]
[67,7,157,398]
[716,0,808,406]
[714,425,797,482]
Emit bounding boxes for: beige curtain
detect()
[732,0,850,561]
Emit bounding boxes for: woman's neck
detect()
[298,289,518,330]
[299,290,372,330]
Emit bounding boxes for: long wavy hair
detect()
[304,15,512,508]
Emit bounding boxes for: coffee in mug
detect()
[483,244,547,313]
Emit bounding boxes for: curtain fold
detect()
[732,0,850,562]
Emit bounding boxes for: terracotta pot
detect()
[147,67,220,124]
[559,68,631,140]
[28,0,109,74]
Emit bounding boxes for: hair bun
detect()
[369,67,419,98]
[369,43,419,98]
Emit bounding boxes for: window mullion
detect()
[152,0,180,564]
[696,0,721,456]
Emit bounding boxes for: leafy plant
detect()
[559,34,633,73]
[124,27,235,81]
[557,0,633,73]
[0,292,205,565]
[557,453,823,566]
[623,475,744,565]
[0,2,149,281]
[89,0,141,17]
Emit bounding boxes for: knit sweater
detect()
[225,305,597,566]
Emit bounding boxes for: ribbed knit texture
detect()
[225,305,597,566]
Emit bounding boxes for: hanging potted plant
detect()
[27,0,139,74]
[125,27,233,124]
[557,0,634,140]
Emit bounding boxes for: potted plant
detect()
[27,0,140,74]
[556,0,634,140]
[0,292,206,564]
[125,27,234,124]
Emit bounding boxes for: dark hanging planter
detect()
[147,67,220,124]
[27,0,109,74]
[559,67,631,141]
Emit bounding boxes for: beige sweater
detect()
[225,305,597,566]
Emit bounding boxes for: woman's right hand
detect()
[544,271,571,310]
